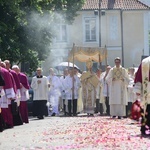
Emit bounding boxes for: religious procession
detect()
[0,46,150,137]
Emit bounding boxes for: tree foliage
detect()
[0,0,85,75]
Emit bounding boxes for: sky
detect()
[141,0,150,5]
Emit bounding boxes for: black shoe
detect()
[68,113,72,116]
[118,116,121,119]
[64,112,67,116]
[73,113,77,116]
[106,113,110,116]
[87,113,94,117]
[141,126,146,135]
[123,116,127,118]
[4,123,13,129]
[37,116,44,119]
[100,113,104,116]
[112,116,116,118]
[51,113,56,116]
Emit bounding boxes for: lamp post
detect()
[99,0,102,69]
[99,0,102,48]
[94,0,102,69]
[120,10,124,67]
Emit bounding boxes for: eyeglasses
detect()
[115,61,120,63]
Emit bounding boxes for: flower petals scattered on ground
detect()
[31,116,150,150]
[1,116,150,150]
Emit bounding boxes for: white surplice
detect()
[31,76,49,101]
[127,75,136,103]
[64,75,81,100]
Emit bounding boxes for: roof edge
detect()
[138,0,150,9]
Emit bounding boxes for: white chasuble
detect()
[106,66,129,116]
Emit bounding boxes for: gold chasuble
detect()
[81,60,99,114]
[112,67,124,80]
[81,71,98,114]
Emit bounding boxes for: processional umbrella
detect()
[67,44,108,100]
[55,61,80,71]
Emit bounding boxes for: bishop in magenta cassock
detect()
[12,65,30,123]
[0,62,16,130]
[4,60,23,126]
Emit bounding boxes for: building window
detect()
[56,24,67,42]
[84,18,97,42]
[109,16,118,40]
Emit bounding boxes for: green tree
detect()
[0,0,85,75]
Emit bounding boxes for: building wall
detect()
[123,11,144,67]
[101,10,122,67]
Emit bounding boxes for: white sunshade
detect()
[55,62,80,71]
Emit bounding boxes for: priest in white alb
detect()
[106,57,129,119]
[47,68,62,116]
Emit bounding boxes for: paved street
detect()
[0,115,150,150]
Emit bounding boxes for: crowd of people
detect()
[0,56,150,136]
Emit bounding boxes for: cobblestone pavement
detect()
[0,115,150,150]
